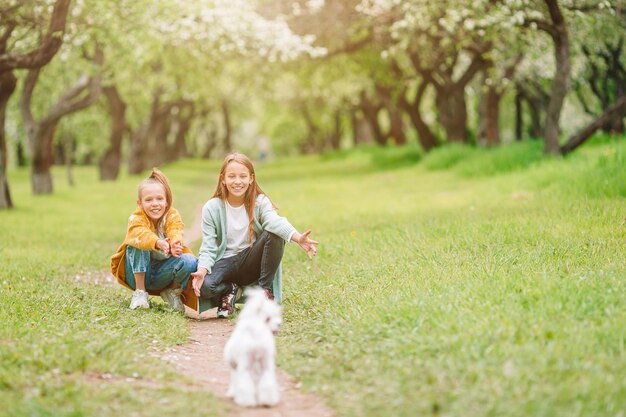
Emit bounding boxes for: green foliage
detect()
[528,138,626,199]
[422,141,546,176]
[322,144,423,169]
[422,143,478,170]
[455,140,546,177]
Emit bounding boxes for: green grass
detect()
[1,138,626,416]
[0,165,225,417]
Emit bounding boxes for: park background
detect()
[1,1,625,416]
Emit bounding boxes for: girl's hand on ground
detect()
[191,269,207,296]
[294,230,319,260]
[170,240,184,257]
[156,238,170,255]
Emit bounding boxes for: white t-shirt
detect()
[223,202,253,258]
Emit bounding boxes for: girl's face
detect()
[222,161,254,203]
[138,182,167,222]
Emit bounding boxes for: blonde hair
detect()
[137,168,173,229]
[213,153,274,242]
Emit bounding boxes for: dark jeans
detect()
[200,231,285,303]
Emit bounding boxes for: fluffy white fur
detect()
[224,287,282,407]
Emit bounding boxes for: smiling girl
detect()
[191,153,318,318]
[110,168,197,311]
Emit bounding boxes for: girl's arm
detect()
[163,208,185,242]
[192,202,221,296]
[196,204,220,274]
[258,196,318,258]
[257,196,296,241]
[125,214,160,250]
[163,208,186,256]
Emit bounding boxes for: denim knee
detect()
[200,272,228,298]
[172,253,197,287]
[261,231,285,248]
[202,278,220,296]
[177,254,197,274]
[126,245,150,273]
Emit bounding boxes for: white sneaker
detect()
[129,289,149,310]
[160,288,184,313]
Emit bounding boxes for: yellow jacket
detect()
[110,206,196,307]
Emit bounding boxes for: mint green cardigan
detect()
[196,194,295,312]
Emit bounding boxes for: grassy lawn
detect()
[1,137,625,416]
[0,163,225,417]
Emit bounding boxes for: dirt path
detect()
[161,310,334,417]
[156,206,335,417]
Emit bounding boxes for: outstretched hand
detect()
[191,268,207,297]
[293,230,319,259]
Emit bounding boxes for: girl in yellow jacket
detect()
[110,168,197,311]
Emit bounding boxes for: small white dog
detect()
[224,287,282,407]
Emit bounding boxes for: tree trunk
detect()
[166,102,194,162]
[0,71,17,209]
[30,121,57,194]
[404,105,438,151]
[128,89,163,174]
[201,123,218,158]
[222,99,232,152]
[99,85,126,181]
[387,105,407,145]
[435,84,468,143]
[62,129,74,186]
[477,84,501,146]
[528,97,544,138]
[128,123,148,175]
[375,84,407,146]
[350,109,373,145]
[54,140,65,165]
[148,105,172,168]
[398,81,438,152]
[560,95,626,155]
[300,104,320,154]
[327,110,341,150]
[408,49,485,145]
[0,0,72,206]
[609,112,625,134]
[359,92,386,145]
[542,0,570,155]
[20,51,102,194]
[514,91,523,141]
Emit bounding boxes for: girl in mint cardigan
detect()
[191,153,318,318]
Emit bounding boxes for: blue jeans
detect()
[124,246,197,291]
[200,231,285,303]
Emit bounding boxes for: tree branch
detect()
[18,67,39,140]
[457,50,489,88]
[0,22,16,53]
[0,0,71,71]
[561,95,626,155]
[545,0,566,26]
[43,76,95,123]
[319,34,373,59]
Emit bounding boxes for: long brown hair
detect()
[137,168,173,230]
[212,153,274,242]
